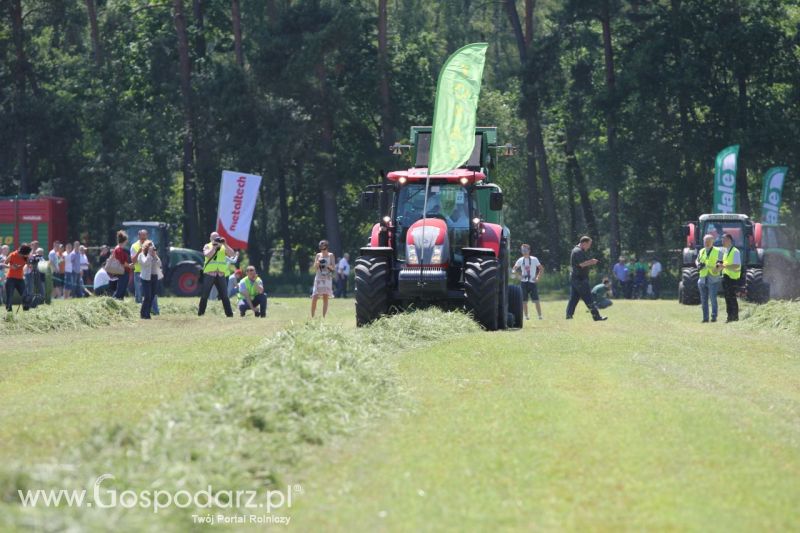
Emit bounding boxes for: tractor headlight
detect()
[431,245,443,264]
[406,245,419,264]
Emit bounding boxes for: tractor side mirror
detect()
[361,191,378,210]
[489,191,503,211]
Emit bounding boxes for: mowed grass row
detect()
[290,300,800,531]
[0,297,347,464]
[0,301,478,531]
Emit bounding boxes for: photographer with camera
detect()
[311,240,335,318]
[198,232,235,317]
[137,239,161,319]
[4,243,32,312]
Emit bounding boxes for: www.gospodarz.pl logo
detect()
[18,473,301,520]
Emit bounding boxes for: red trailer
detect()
[0,196,68,250]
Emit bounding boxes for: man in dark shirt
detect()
[566,236,607,321]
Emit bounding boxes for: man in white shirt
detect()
[63,242,74,299]
[49,241,62,299]
[512,244,544,320]
[649,257,662,299]
[336,253,350,298]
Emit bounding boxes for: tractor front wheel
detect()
[355,255,390,327]
[465,256,500,331]
[745,268,770,303]
[679,267,700,305]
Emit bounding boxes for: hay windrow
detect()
[0,297,216,335]
[738,300,800,334]
[0,308,478,530]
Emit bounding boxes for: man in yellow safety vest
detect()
[198,231,235,317]
[238,265,267,317]
[695,234,722,323]
[720,232,742,322]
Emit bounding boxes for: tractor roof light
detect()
[499,143,517,157]
[381,215,391,227]
[459,176,469,186]
[398,176,407,185]
[390,142,411,155]
[472,217,481,226]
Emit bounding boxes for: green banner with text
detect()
[761,166,788,224]
[428,42,488,176]
[712,145,739,213]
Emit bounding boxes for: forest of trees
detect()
[2,0,799,274]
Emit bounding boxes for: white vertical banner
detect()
[216,170,262,249]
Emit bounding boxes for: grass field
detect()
[1,296,798,531]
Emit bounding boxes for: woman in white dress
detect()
[311,240,335,318]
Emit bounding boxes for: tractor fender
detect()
[681,247,698,267]
[686,222,696,249]
[753,222,763,249]
[368,222,393,248]
[477,222,502,256]
[462,247,497,259]
[369,223,382,247]
[359,246,393,259]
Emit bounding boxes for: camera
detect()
[214,237,225,244]
[28,253,44,265]
[319,258,328,269]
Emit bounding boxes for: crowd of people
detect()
[2,227,745,325]
[611,255,663,300]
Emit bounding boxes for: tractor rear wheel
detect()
[170,263,201,297]
[355,255,390,327]
[679,267,700,305]
[745,268,770,303]
[507,285,523,328]
[465,256,499,331]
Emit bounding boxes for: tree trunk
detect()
[277,166,292,273]
[524,0,534,45]
[84,0,103,67]
[231,0,244,67]
[192,0,206,60]
[316,63,343,257]
[173,0,201,249]
[10,0,28,194]
[565,127,599,241]
[506,0,561,263]
[524,117,540,217]
[531,118,562,264]
[735,72,751,216]
[378,0,393,150]
[505,1,540,217]
[600,2,621,262]
[567,163,577,239]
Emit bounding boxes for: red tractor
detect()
[678,213,770,304]
[355,126,523,330]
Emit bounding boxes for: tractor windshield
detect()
[700,221,746,248]
[394,183,471,260]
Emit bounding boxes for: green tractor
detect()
[678,213,769,305]
[760,223,800,300]
[121,221,203,297]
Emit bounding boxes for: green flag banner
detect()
[428,42,488,176]
[713,145,739,213]
[761,166,788,224]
